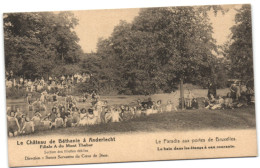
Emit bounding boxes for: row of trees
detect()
[4,5,254,95]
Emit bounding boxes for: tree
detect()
[4,12,83,79]
[97,6,220,95]
[225,4,253,83]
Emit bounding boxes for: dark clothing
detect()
[208,83,217,99]
[60,111,69,121]
[141,101,153,109]
[49,113,57,122]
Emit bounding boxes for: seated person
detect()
[54,113,64,128]
[7,111,20,137]
[191,98,199,109]
[21,117,34,134]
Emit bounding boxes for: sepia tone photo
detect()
[3,4,257,167]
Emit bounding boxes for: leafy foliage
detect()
[4,12,83,79]
[96,7,220,94]
[224,5,253,83]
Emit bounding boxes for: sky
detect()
[73,4,242,53]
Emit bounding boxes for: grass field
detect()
[6,88,256,137]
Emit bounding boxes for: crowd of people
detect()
[204,80,254,110]
[7,90,181,137]
[6,74,254,137]
[5,71,91,93]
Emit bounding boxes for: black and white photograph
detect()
[2,2,258,167]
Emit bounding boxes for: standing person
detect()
[19,76,24,86]
[166,100,173,112]
[100,106,108,124]
[28,79,32,92]
[246,86,254,104]
[91,90,99,106]
[208,81,217,99]
[71,108,80,126]
[186,89,194,109]
[40,92,46,103]
[230,81,239,101]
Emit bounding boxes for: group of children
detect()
[5,73,92,95]
[7,95,181,136]
[204,91,254,110]
[7,85,255,136]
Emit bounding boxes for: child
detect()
[100,107,108,124]
[27,92,33,104]
[186,89,194,109]
[65,112,73,127]
[191,98,199,109]
[82,94,87,103]
[93,107,101,124]
[48,107,57,128]
[54,113,64,128]
[134,106,142,118]
[111,107,121,122]
[105,108,113,123]
[166,100,173,112]
[122,106,132,121]
[31,112,41,132]
[60,106,68,122]
[19,114,26,132]
[78,108,88,126]
[15,108,23,127]
[21,117,34,134]
[146,106,154,116]
[71,103,79,113]
[41,116,52,130]
[80,108,87,120]
[156,100,163,113]
[87,108,97,125]
[7,111,20,137]
[72,108,80,126]
[53,92,58,102]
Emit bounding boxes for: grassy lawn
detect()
[20,105,256,137]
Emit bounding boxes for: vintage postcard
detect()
[3,4,257,167]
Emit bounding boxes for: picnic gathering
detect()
[6,73,255,137]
